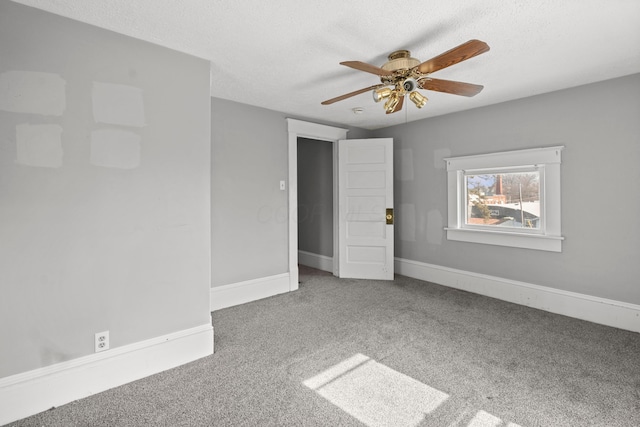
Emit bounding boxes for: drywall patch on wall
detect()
[398,203,416,242]
[92,82,146,127]
[397,148,414,181]
[433,148,451,170]
[90,129,141,169]
[16,123,63,168]
[426,209,443,245]
[0,71,66,116]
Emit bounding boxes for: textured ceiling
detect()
[12,0,640,129]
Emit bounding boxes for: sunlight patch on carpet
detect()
[467,410,523,427]
[303,353,449,427]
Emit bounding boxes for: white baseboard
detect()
[0,323,214,426]
[210,273,290,311]
[298,250,334,273]
[395,258,640,333]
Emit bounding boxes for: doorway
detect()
[297,137,334,273]
[286,119,347,291]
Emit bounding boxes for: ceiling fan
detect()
[321,39,490,114]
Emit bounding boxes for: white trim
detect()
[0,323,214,426]
[298,250,334,273]
[444,145,564,170]
[445,228,563,252]
[395,258,640,333]
[210,273,290,311]
[331,139,340,277]
[287,119,348,285]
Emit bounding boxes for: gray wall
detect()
[298,138,333,257]
[0,3,212,378]
[371,73,640,304]
[211,98,289,286]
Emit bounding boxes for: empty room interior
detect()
[1,1,639,426]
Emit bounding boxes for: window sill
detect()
[445,227,563,252]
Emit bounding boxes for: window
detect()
[465,168,541,231]
[444,146,564,252]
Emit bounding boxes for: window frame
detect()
[444,146,564,252]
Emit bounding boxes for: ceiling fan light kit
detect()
[322,39,490,115]
[372,86,393,102]
[383,91,400,113]
[409,91,428,108]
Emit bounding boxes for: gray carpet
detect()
[9,267,640,426]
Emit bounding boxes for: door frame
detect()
[287,118,348,291]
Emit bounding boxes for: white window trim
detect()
[444,146,564,252]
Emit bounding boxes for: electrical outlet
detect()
[95,331,109,353]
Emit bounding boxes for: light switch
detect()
[280,180,286,191]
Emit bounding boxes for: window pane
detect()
[465,171,540,229]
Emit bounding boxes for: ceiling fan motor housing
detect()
[381,50,420,72]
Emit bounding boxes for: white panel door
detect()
[338,138,393,280]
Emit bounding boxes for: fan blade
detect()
[416,39,490,75]
[321,85,382,105]
[386,94,404,114]
[340,61,394,77]
[418,77,484,97]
